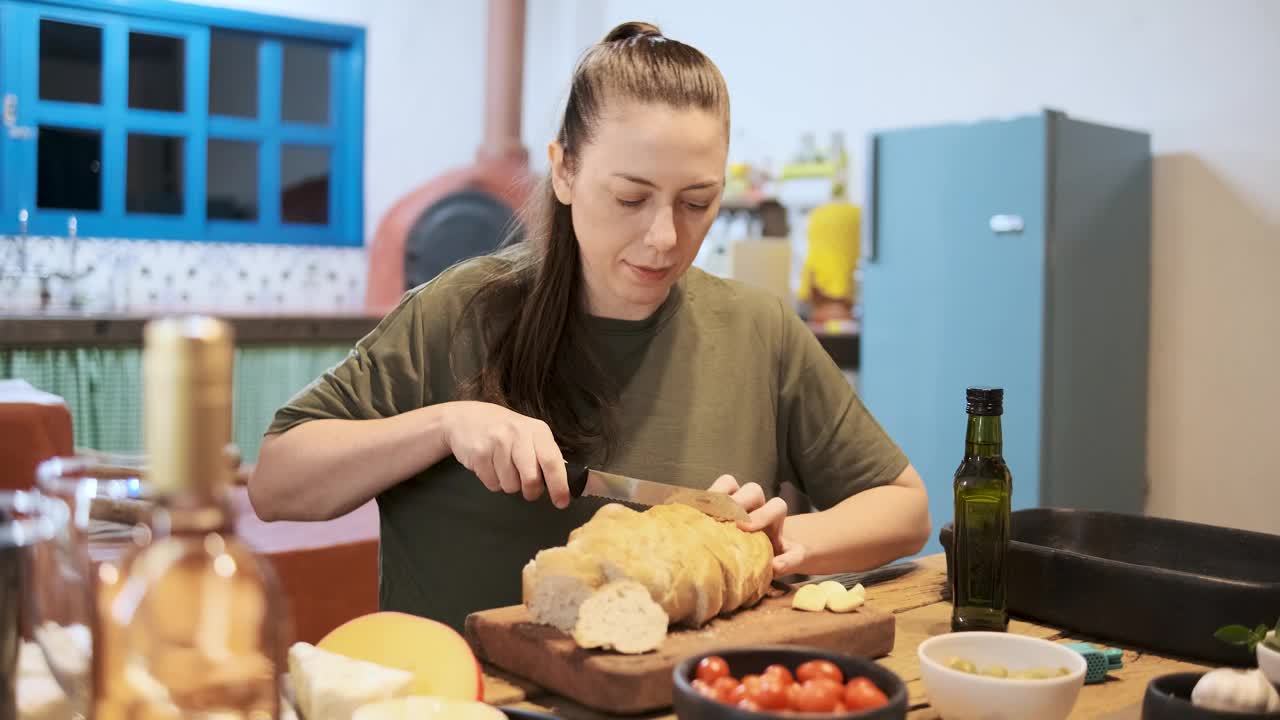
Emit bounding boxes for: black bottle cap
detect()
[967,387,1004,416]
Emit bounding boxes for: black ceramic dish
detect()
[502,708,559,720]
[672,646,907,720]
[1142,672,1280,719]
[940,509,1280,666]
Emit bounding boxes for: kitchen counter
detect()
[481,554,1209,719]
[0,312,860,368]
[0,311,382,347]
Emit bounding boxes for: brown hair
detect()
[458,21,729,462]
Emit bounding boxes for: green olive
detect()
[945,657,1072,680]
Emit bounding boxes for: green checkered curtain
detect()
[90,348,145,452]
[232,344,351,462]
[2,344,351,462]
[1,348,142,453]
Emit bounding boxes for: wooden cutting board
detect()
[464,594,896,714]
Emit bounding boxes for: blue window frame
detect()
[0,0,364,246]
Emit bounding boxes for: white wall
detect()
[524,0,1280,536]
[187,0,1280,535]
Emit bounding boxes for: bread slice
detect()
[672,502,773,614]
[521,545,605,633]
[570,505,701,627]
[288,641,414,720]
[571,580,670,654]
[524,501,774,651]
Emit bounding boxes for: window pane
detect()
[129,32,185,112]
[207,140,258,221]
[37,126,101,211]
[281,145,329,224]
[127,134,184,215]
[39,20,102,104]
[209,31,258,118]
[282,42,330,124]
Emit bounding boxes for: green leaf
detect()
[1215,625,1257,645]
[1214,622,1276,654]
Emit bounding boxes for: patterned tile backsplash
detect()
[0,235,368,314]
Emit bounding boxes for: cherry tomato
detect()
[833,701,848,712]
[792,679,841,713]
[763,663,795,686]
[810,677,844,697]
[691,678,714,698]
[786,681,803,709]
[747,677,788,711]
[711,677,740,704]
[741,674,763,693]
[697,656,730,684]
[727,681,748,705]
[844,676,890,710]
[796,659,844,685]
[737,698,762,712]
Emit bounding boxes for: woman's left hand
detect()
[708,475,807,576]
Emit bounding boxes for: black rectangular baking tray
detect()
[939,508,1280,665]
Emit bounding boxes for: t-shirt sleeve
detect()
[265,289,433,436]
[777,302,909,510]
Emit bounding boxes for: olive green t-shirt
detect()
[266,255,908,633]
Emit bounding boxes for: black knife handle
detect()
[564,461,589,498]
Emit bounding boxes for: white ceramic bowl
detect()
[918,632,1087,720]
[1260,631,1280,688]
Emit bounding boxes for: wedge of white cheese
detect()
[287,642,413,720]
[353,696,507,720]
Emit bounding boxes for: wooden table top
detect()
[477,554,1210,719]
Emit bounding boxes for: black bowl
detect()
[1143,672,1280,719]
[673,645,907,720]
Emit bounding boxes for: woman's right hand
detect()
[441,401,571,508]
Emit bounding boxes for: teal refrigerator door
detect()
[860,115,1048,557]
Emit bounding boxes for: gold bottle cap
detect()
[143,316,234,499]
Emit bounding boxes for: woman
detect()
[251,22,930,633]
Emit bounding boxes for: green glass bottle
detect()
[951,387,1012,632]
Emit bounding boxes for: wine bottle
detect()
[94,317,284,719]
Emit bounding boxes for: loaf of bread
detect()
[522,502,774,653]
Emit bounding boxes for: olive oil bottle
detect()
[951,387,1012,632]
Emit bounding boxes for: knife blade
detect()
[564,461,749,524]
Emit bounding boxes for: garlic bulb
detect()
[1191,668,1280,712]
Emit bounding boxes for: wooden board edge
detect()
[465,607,898,715]
[466,612,672,714]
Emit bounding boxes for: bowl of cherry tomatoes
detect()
[672,646,908,719]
